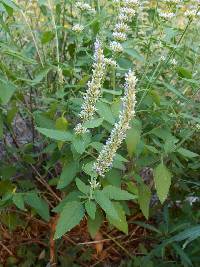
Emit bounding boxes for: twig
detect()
[0,241,13,256]
[49,215,59,266]
[30,164,61,202]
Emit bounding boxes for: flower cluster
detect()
[75,2,96,14]
[159,11,175,19]
[163,0,182,3]
[110,41,123,53]
[110,0,138,53]
[74,39,106,135]
[94,70,137,177]
[72,24,84,33]
[104,58,118,68]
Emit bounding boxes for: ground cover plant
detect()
[0,0,200,266]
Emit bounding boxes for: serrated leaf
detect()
[76,178,90,195]
[107,202,128,234]
[83,118,103,128]
[82,161,96,177]
[57,162,78,189]
[154,163,172,204]
[54,201,85,239]
[52,191,80,213]
[177,147,199,158]
[94,190,119,220]
[36,127,72,141]
[25,193,50,221]
[72,133,91,154]
[96,101,115,125]
[88,208,103,238]
[138,183,151,219]
[85,201,96,220]
[102,185,137,200]
[164,137,177,154]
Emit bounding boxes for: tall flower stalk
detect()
[93,70,137,177]
[110,0,139,53]
[75,39,106,134]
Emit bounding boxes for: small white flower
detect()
[75,2,96,13]
[114,22,129,32]
[160,55,166,61]
[171,59,177,65]
[94,70,137,177]
[72,24,84,33]
[184,10,196,18]
[163,0,182,3]
[75,39,105,134]
[89,177,100,190]
[122,0,139,6]
[120,7,136,16]
[159,11,175,19]
[74,123,89,135]
[105,58,117,67]
[118,13,130,22]
[113,31,127,41]
[110,41,123,53]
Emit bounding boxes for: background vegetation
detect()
[0,0,200,266]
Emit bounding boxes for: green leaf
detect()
[55,116,68,131]
[82,161,96,177]
[72,133,91,154]
[96,101,115,125]
[1,47,37,64]
[172,243,193,267]
[88,208,103,238]
[107,202,128,234]
[57,162,78,189]
[94,190,119,220]
[0,180,15,196]
[102,185,137,200]
[138,183,151,219]
[154,163,172,204]
[104,169,121,187]
[0,78,16,105]
[13,193,25,211]
[1,0,19,10]
[31,67,52,84]
[25,193,50,221]
[177,67,192,79]
[41,31,55,44]
[126,119,142,157]
[75,178,90,195]
[83,118,103,129]
[36,127,72,141]
[164,137,177,154]
[85,201,96,220]
[52,191,80,213]
[54,201,85,239]
[177,147,199,158]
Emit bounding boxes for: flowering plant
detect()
[0,0,200,265]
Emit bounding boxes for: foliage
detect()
[0,0,200,266]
